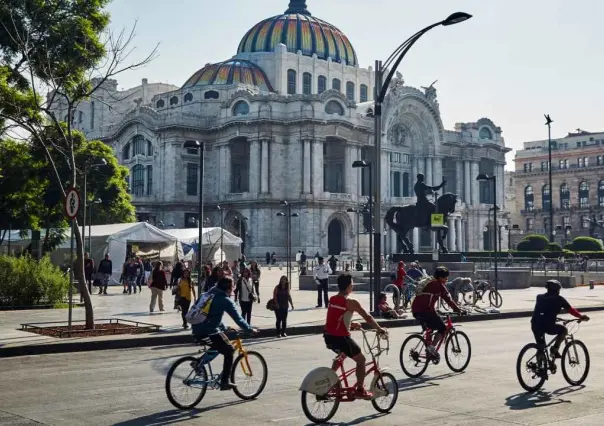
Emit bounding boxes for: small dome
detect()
[237,0,358,67]
[182,59,274,92]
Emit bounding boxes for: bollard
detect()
[589,280,595,290]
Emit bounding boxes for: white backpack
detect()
[415,276,434,295]
[186,292,215,325]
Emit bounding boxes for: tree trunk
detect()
[72,219,94,328]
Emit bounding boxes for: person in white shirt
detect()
[313,256,332,308]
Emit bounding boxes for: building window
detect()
[132,135,145,156]
[402,172,410,197]
[543,217,550,235]
[579,181,589,208]
[479,127,493,140]
[287,69,297,95]
[132,165,144,196]
[360,84,368,102]
[346,82,355,102]
[184,93,193,102]
[582,216,590,229]
[90,101,95,129]
[318,76,326,94]
[186,163,198,196]
[156,99,165,108]
[122,143,130,160]
[563,216,570,227]
[542,184,551,211]
[558,159,569,169]
[540,161,549,171]
[402,153,410,164]
[560,183,570,209]
[232,100,250,116]
[332,78,341,92]
[185,213,199,229]
[204,90,219,100]
[390,152,401,163]
[170,96,179,106]
[302,72,312,95]
[146,165,153,196]
[524,185,534,211]
[526,218,534,231]
[578,157,589,168]
[523,163,533,172]
[147,141,153,156]
[599,179,604,207]
[325,100,344,116]
[597,155,603,166]
[390,171,401,197]
[78,111,83,123]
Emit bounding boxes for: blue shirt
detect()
[407,268,423,280]
[192,286,253,337]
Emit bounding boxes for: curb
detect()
[2,305,604,358]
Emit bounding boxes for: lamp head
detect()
[291,213,300,217]
[184,140,201,149]
[442,12,472,26]
[476,173,491,181]
[544,114,553,126]
[352,160,370,168]
[346,208,357,213]
[280,200,289,206]
[276,212,285,217]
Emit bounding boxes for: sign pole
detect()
[68,219,74,329]
[64,187,81,330]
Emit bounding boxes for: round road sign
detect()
[64,187,81,220]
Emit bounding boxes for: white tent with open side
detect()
[162,227,242,264]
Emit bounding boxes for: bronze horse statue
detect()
[385,192,458,254]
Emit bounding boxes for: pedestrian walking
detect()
[250,261,261,303]
[170,259,184,289]
[176,269,196,329]
[84,252,95,294]
[124,258,138,294]
[273,275,294,337]
[149,261,168,312]
[97,254,112,294]
[235,268,256,324]
[203,266,223,292]
[313,256,332,308]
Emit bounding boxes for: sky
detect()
[106,0,604,168]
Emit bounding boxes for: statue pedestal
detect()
[352,234,372,260]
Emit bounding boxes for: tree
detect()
[0,1,156,328]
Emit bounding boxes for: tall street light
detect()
[352,160,374,310]
[477,173,498,290]
[183,140,204,291]
[217,205,225,263]
[371,11,472,313]
[544,114,555,242]
[87,198,102,293]
[81,158,106,257]
[277,201,299,286]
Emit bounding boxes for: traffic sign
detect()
[64,187,81,220]
[431,213,444,227]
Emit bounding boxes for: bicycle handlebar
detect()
[555,317,585,325]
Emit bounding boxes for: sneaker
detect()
[354,387,373,400]
[220,381,237,391]
[315,305,322,308]
[550,347,562,359]
[183,324,189,330]
[281,332,288,337]
[426,346,440,361]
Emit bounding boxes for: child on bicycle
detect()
[411,266,462,360]
[531,279,589,360]
[324,273,387,400]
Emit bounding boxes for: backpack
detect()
[415,276,434,295]
[186,292,216,325]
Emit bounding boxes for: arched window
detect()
[302,72,312,95]
[147,140,153,156]
[132,135,145,157]
[184,93,193,102]
[582,216,590,229]
[155,99,165,108]
[317,76,327,94]
[122,143,130,160]
[204,90,219,100]
[524,185,534,211]
[479,127,493,140]
[599,180,604,207]
[560,183,570,209]
[360,84,368,102]
[287,69,297,95]
[542,184,551,210]
[579,181,589,208]
[346,82,355,102]
[325,100,344,116]
[332,78,341,92]
[146,165,153,195]
[232,100,250,116]
[132,165,144,196]
[169,96,179,106]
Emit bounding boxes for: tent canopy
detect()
[162,227,242,264]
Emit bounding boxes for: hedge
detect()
[463,251,604,259]
[567,237,604,252]
[516,234,550,251]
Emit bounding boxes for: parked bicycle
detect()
[469,279,502,308]
[165,330,268,409]
[299,329,398,424]
[400,312,471,378]
[516,317,590,392]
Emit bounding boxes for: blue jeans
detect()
[127,276,137,293]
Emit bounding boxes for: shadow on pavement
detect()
[112,401,250,425]
[303,412,387,426]
[397,372,463,392]
[505,385,585,410]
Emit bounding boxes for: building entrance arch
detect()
[328,219,344,255]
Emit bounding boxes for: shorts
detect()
[413,311,446,334]
[324,333,362,358]
[531,323,567,347]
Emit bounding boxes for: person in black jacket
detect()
[203,266,223,292]
[97,254,113,295]
[170,260,184,289]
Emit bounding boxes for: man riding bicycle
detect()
[324,273,387,400]
[531,279,589,360]
[192,276,258,390]
[411,266,462,360]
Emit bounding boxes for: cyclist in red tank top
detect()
[323,274,386,400]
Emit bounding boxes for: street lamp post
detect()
[371,12,472,314]
[346,208,362,262]
[81,158,107,256]
[183,140,204,291]
[88,198,102,281]
[277,201,299,286]
[217,205,224,263]
[545,114,555,242]
[477,173,499,290]
[352,160,374,310]
[237,216,249,256]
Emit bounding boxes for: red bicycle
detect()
[299,329,399,424]
[399,312,471,378]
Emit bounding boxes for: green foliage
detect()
[568,237,604,252]
[465,250,604,259]
[516,234,550,252]
[0,255,69,307]
[547,243,563,252]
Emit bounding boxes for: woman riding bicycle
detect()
[531,279,589,360]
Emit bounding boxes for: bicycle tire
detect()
[489,290,503,308]
[462,291,475,306]
[561,339,590,386]
[444,330,471,373]
[231,350,268,400]
[371,372,399,413]
[516,343,546,392]
[165,356,208,409]
[399,334,429,378]
[301,382,340,424]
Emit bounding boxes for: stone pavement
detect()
[2,313,604,425]
[1,266,604,350]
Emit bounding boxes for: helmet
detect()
[434,266,450,279]
[546,279,562,293]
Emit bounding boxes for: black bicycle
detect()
[470,279,502,308]
[516,317,590,392]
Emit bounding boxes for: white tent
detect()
[162,227,243,264]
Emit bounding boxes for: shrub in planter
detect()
[547,243,563,252]
[516,234,550,251]
[568,237,603,252]
[0,255,69,307]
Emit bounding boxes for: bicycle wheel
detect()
[165,356,208,409]
[399,334,429,378]
[561,339,590,386]
[231,351,268,400]
[444,330,471,373]
[371,372,399,413]
[301,382,340,424]
[516,343,547,392]
[462,291,475,306]
[489,290,503,308]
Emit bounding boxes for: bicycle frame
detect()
[422,316,455,352]
[526,320,580,375]
[192,337,253,388]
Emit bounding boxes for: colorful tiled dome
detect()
[182,59,274,92]
[237,0,358,67]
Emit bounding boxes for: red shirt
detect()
[324,295,351,337]
[394,266,407,288]
[411,279,458,313]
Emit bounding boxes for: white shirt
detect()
[313,264,332,280]
[239,278,254,302]
[296,252,301,262]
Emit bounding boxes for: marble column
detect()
[497,164,505,208]
[249,140,260,195]
[412,227,419,250]
[356,147,362,198]
[222,145,232,195]
[463,161,471,204]
[433,157,442,187]
[411,157,418,189]
[303,139,311,194]
[416,157,424,177]
[261,139,269,193]
[471,161,480,206]
[345,145,353,195]
[456,161,463,199]
[455,218,463,252]
[382,151,390,200]
[425,157,433,186]
[448,218,456,252]
[312,139,324,196]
